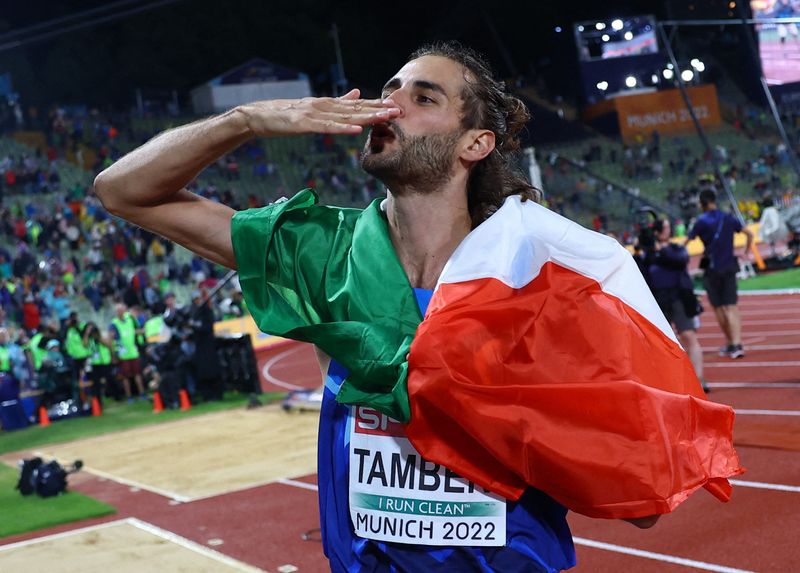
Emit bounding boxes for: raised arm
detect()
[94,90,400,269]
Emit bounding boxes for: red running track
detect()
[3,291,798,572]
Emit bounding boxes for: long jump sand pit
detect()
[38,406,319,501]
[0,518,265,572]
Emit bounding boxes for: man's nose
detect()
[382,92,406,117]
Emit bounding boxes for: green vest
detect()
[0,346,9,372]
[90,339,112,366]
[27,333,46,370]
[65,323,92,359]
[144,316,164,339]
[112,314,140,360]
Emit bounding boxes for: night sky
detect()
[0,0,737,107]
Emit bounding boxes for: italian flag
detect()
[405,195,743,519]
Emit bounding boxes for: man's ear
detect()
[460,129,495,163]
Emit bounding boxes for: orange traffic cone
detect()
[91,396,103,417]
[38,406,51,427]
[152,391,164,414]
[179,389,191,412]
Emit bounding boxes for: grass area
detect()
[0,391,285,455]
[739,267,800,291]
[0,463,116,538]
[693,266,800,291]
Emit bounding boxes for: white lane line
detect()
[707,382,800,388]
[262,345,307,391]
[740,311,800,317]
[128,518,266,572]
[0,518,129,551]
[704,361,800,368]
[572,537,755,573]
[32,450,191,503]
[277,478,319,492]
[701,344,800,352]
[735,319,800,326]
[276,478,764,572]
[697,330,800,339]
[736,289,800,296]
[735,409,800,416]
[730,479,800,493]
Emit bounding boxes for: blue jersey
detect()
[318,289,576,572]
[688,209,743,273]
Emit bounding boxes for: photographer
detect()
[642,219,708,392]
[188,290,223,402]
[145,335,190,409]
[83,322,114,403]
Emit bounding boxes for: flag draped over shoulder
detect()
[232,189,422,421]
[405,195,743,518]
[231,190,743,520]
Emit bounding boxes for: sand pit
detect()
[0,518,265,572]
[38,406,319,501]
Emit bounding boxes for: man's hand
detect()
[238,89,400,136]
[95,88,399,271]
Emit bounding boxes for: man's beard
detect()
[361,124,462,194]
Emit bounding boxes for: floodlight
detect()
[555,26,562,33]
[625,76,637,88]
[602,34,610,42]
[624,31,634,41]
[663,69,674,80]
[596,81,609,91]
[691,59,706,72]
[596,22,606,30]
[651,74,659,84]
[611,19,624,31]
[681,70,694,82]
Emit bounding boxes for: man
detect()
[109,303,146,402]
[187,290,222,402]
[63,312,92,385]
[96,42,739,572]
[688,189,754,359]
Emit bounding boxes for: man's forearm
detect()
[95,108,251,216]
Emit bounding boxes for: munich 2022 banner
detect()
[615,84,722,143]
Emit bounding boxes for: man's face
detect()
[361,55,469,192]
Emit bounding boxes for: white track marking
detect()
[277,478,319,492]
[572,537,756,573]
[262,345,308,391]
[707,382,800,388]
[32,450,191,503]
[730,479,800,493]
[736,289,800,296]
[735,409,800,416]
[704,361,800,368]
[187,473,320,503]
[739,309,800,316]
[731,319,800,326]
[127,518,266,572]
[701,344,800,352]
[0,518,128,551]
[697,330,800,339]
[0,518,265,572]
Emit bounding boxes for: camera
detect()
[634,207,659,253]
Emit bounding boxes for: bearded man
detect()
[95,42,740,572]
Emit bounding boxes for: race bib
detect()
[348,406,506,546]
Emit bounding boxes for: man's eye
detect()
[417,95,434,103]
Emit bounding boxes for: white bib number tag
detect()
[348,406,506,546]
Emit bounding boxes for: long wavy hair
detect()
[409,41,540,227]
